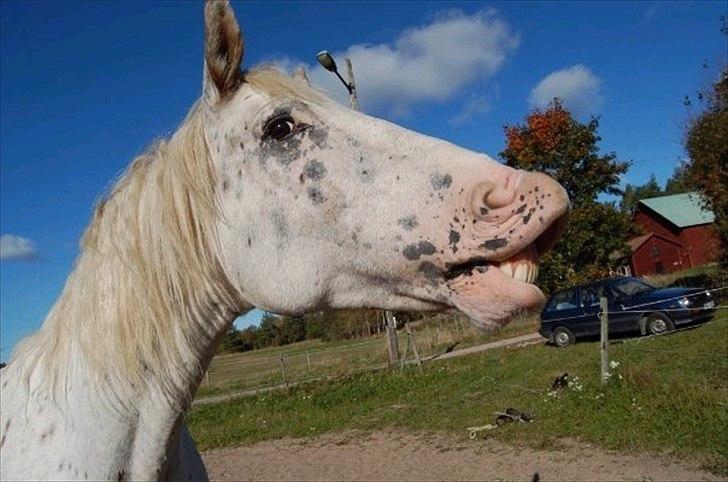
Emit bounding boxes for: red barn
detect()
[626,192,720,276]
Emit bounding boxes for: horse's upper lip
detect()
[443,209,569,279]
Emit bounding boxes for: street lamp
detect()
[317,50,359,111]
[316,51,353,95]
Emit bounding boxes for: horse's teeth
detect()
[514,263,528,282]
[498,259,539,284]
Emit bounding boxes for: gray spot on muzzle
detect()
[403,241,436,260]
[481,238,508,250]
[429,173,452,190]
[418,261,440,284]
[398,215,418,231]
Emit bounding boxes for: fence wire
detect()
[197,287,727,403]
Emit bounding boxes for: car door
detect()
[580,284,634,335]
[579,284,604,336]
[544,288,586,336]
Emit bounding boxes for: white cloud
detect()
[528,64,603,117]
[289,10,518,114]
[448,94,493,127]
[0,234,36,260]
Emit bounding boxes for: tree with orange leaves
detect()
[501,99,632,292]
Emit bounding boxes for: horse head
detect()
[203,0,569,329]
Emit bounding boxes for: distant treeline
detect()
[219,309,411,353]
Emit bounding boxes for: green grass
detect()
[197,311,539,398]
[188,310,728,475]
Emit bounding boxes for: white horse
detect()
[0,1,569,480]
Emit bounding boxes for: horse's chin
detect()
[445,246,546,330]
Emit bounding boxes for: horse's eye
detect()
[263,116,295,141]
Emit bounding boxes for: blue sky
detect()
[1,1,725,360]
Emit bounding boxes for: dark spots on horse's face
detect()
[306,125,329,149]
[222,180,229,191]
[360,169,374,183]
[237,169,242,178]
[519,194,525,201]
[448,230,461,253]
[403,241,436,260]
[303,159,327,181]
[260,135,303,166]
[515,204,527,215]
[362,242,372,250]
[239,141,245,151]
[271,211,289,239]
[40,425,55,442]
[307,186,325,204]
[398,215,418,231]
[481,238,507,250]
[480,207,489,216]
[534,186,539,192]
[418,262,440,284]
[247,237,252,247]
[429,173,452,190]
[523,208,535,224]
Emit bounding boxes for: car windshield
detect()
[611,277,656,297]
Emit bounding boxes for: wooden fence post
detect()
[600,295,609,385]
[406,323,422,368]
[279,354,289,389]
[384,311,400,364]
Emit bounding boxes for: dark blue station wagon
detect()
[539,276,716,347]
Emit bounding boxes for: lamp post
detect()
[316,51,359,111]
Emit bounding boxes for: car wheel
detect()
[646,313,675,335]
[552,326,575,347]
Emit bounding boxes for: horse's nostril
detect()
[484,187,515,209]
[471,182,515,218]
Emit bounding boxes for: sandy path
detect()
[202,429,721,481]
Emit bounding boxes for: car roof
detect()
[547,276,630,298]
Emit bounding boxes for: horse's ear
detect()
[292,67,310,86]
[203,0,244,102]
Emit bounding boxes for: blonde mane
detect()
[11,102,241,412]
[9,67,326,412]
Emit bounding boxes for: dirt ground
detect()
[202,429,722,481]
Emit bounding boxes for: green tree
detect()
[684,68,728,275]
[664,164,692,195]
[501,99,634,292]
[620,174,664,214]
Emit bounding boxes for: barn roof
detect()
[638,192,715,228]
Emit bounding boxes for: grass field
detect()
[198,311,539,398]
[188,309,728,475]
[199,264,725,399]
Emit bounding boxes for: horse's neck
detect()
[4,247,247,479]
